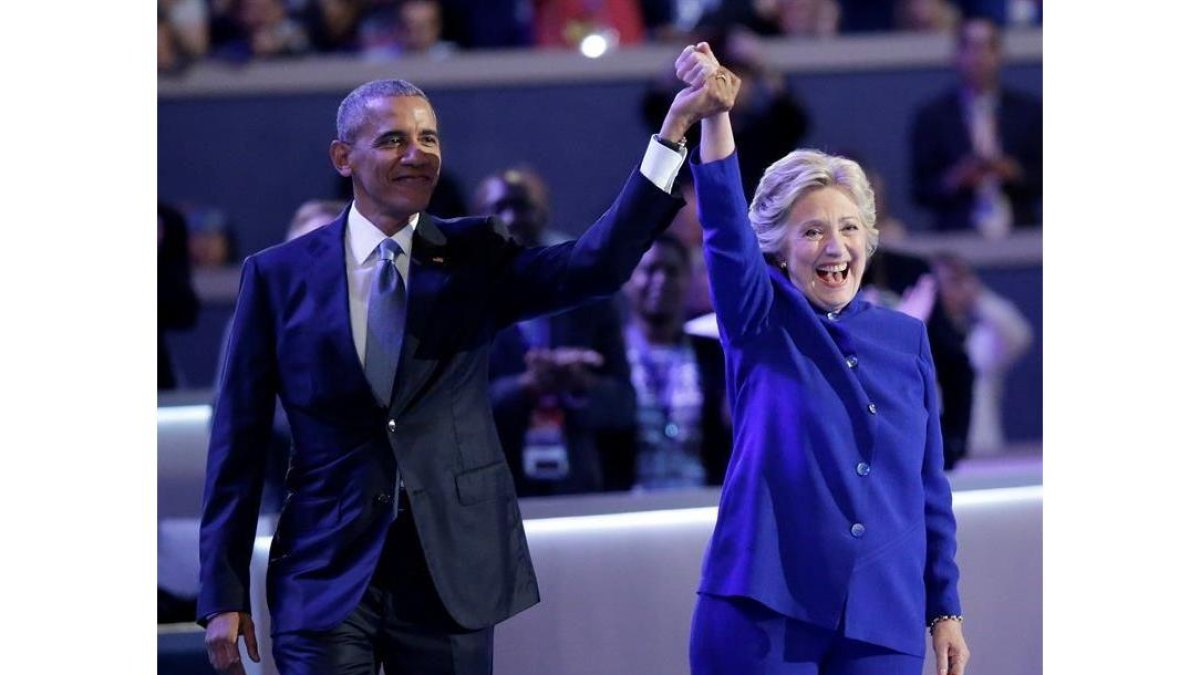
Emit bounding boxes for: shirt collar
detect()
[347,204,419,266]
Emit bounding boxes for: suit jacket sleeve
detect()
[491,167,683,327]
[197,256,278,623]
[691,151,775,345]
[918,328,963,620]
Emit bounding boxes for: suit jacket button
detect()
[867,403,878,415]
[851,523,866,538]
[846,355,858,368]
[387,419,397,433]
[375,493,393,504]
[856,462,871,477]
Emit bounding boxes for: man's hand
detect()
[550,348,604,394]
[932,619,970,675]
[943,154,991,192]
[205,611,260,674]
[659,43,741,143]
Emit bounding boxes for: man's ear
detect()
[330,140,352,178]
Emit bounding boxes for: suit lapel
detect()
[303,213,378,407]
[390,212,452,415]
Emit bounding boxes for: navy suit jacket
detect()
[198,167,682,635]
[693,154,961,656]
[910,87,1043,232]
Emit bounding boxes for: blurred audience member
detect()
[641,0,775,41]
[960,0,1041,27]
[910,17,1042,235]
[287,199,348,240]
[158,0,210,74]
[894,0,960,33]
[158,202,200,391]
[184,205,237,268]
[440,0,534,48]
[642,27,810,200]
[303,0,365,53]
[931,253,1032,456]
[477,168,636,496]
[360,0,458,60]
[640,0,722,41]
[210,0,311,62]
[534,0,647,49]
[768,0,841,38]
[837,0,898,32]
[618,234,731,490]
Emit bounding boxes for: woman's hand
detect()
[658,43,740,145]
[932,619,971,675]
[675,42,720,88]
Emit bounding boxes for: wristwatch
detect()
[654,134,686,153]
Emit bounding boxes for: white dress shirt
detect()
[344,136,686,367]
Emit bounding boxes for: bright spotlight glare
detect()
[579,33,609,59]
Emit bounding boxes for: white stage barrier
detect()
[238,459,1041,675]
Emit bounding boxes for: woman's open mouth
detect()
[815,262,849,286]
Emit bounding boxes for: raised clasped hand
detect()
[665,42,741,128]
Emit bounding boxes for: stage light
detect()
[579,33,610,59]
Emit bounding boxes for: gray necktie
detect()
[364,238,407,405]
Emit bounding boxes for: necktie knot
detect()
[377,238,402,263]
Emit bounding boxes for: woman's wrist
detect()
[928,614,964,635]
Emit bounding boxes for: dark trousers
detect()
[272,509,494,675]
[690,594,923,675]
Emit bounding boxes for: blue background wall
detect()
[159,63,1042,257]
[159,61,1042,444]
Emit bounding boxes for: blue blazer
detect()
[197,168,682,635]
[692,154,961,656]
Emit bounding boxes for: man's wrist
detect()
[653,133,686,153]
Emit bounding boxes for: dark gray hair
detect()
[336,79,430,143]
[748,149,880,257]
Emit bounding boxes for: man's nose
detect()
[401,143,430,165]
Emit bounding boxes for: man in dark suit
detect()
[910,17,1042,234]
[199,68,734,674]
[475,168,636,497]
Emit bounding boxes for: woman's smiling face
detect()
[779,186,869,313]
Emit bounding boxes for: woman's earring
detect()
[779,260,788,270]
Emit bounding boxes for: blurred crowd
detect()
[159,0,1042,73]
[160,16,1039,504]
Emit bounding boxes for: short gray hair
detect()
[336,79,430,143]
[747,149,880,257]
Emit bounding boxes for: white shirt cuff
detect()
[639,135,688,193]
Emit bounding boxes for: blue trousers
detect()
[690,594,923,675]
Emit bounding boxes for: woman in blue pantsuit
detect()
[676,45,971,675]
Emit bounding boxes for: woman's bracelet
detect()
[928,615,964,634]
